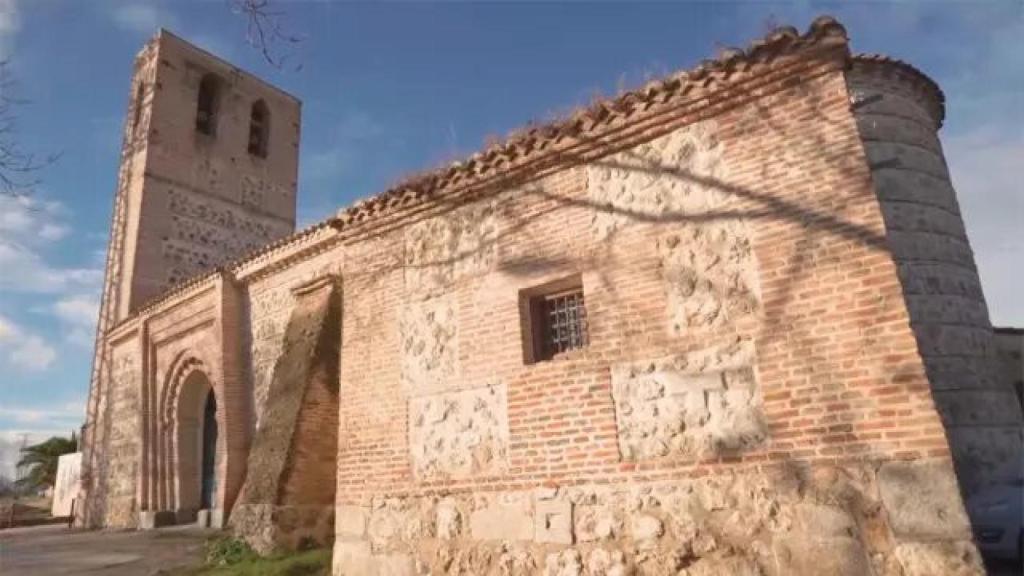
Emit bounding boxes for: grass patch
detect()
[170,536,331,576]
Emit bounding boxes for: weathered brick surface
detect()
[79,18,1001,576]
[81,28,301,529]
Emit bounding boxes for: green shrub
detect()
[204,536,257,566]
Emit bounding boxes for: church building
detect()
[79,17,1020,575]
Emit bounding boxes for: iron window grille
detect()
[530,287,588,362]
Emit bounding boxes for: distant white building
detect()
[52,452,82,518]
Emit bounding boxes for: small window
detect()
[522,277,589,363]
[248,100,269,158]
[196,74,220,136]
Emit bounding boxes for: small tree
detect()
[15,433,77,491]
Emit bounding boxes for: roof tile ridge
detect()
[114,14,853,324]
[326,15,848,226]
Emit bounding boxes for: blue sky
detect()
[0,1,1020,475]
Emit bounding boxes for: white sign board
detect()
[51,452,82,517]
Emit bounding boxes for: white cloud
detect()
[53,295,99,328]
[0,399,84,426]
[0,314,15,341]
[0,0,19,59]
[8,334,55,371]
[947,129,1024,327]
[53,295,99,348]
[0,194,69,242]
[0,241,102,293]
[0,195,102,294]
[38,223,70,241]
[0,314,57,371]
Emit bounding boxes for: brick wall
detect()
[80,19,990,575]
[325,56,982,574]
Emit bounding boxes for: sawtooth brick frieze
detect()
[78,16,1018,576]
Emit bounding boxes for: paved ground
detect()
[0,524,211,575]
[1,523,1018,575]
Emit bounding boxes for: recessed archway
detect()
[175,369,219,520]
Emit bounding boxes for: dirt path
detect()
[0,524,211,575]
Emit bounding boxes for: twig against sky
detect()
[0,60,59,198]
[230,0,304,71]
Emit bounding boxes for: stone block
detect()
[931,389,1024,426]
[399,293,458,394]
[409,384,509,478]
[403,201,497,298]
[534,500,573,544]
[773,536,870,576]
[679,555,761,576]
[794,503,855,538]
[336,504,369,540]
[435,498,461,540]
[865,141,948,179]
[626,510,659,545]
[210,508,224,529]
[945,428,1024,492]
[374,553,416,576]
[574,506,620,542]
[847,85,937,126]
[196,509,210,528]
[333,541,373,576]
[138,510,176,530]
[610,340,764,461]
[878,460,972,540]
[469,496,534,542]
[331,541,414,576]
[893,541,985,576]
[544,549,582,576]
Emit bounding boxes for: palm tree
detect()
[15,433,77,491]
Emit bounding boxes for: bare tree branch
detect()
[229,0,304,71]
[0,60,59,198]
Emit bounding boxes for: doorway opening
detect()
[200,390,218,510]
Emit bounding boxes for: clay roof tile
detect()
[127,15,914,322]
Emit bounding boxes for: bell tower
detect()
[99,30,301,323]
[81,33,301,527]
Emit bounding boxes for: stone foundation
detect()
[332,461,982,576]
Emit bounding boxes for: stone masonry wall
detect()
[848,62,1024,501]
[99,336,142,528]
[335,461,979,576]
[610,338,764,462]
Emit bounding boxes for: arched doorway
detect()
[200,390,218,510]
[175,370,219,521]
